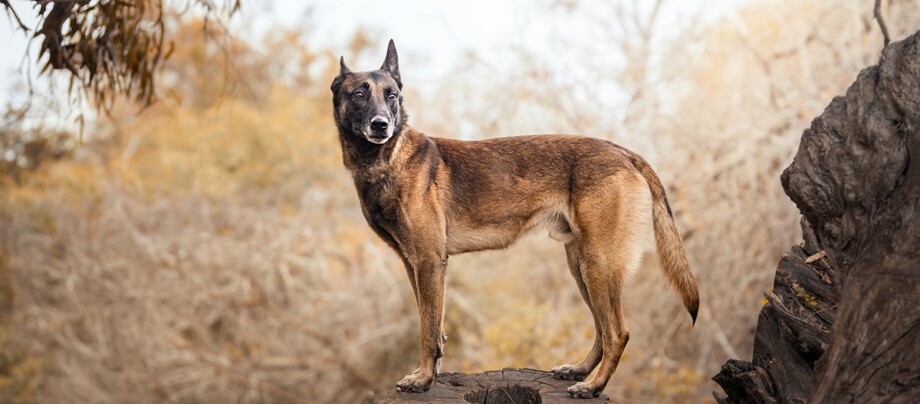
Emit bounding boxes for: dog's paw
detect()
[567,381,601,399]
[551,364,589,381]
[396,372,434,392]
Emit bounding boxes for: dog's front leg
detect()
[399,257,419,307]
[396,253,446,392]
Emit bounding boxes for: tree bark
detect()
[714,31,920,403]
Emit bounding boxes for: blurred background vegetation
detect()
[1,0,918,402]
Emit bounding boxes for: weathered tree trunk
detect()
[373,368,609,403]
[714,31,920,403]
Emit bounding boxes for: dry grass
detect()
[0,89,421,403]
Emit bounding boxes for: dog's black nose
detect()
[371,117,389,131]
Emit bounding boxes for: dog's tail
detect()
[636,161,700,325]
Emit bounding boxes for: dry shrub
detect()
[0,24,419,400]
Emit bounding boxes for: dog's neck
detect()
[338,125,422,182]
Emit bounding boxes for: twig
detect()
[874,0,890,47]
[710,320,740,360]
[1,0,28,32]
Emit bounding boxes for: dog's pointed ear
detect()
[380,39,402,88]
[331,56,350,93]
[339,56,351,76]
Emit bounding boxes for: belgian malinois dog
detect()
[331,40,699,398]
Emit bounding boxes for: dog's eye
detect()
[387,93,398,101]
[353,91,365,99]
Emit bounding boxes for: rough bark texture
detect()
[372,368,609,403]
[714,31,920,403]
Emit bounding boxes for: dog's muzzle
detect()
[367,116,393,144]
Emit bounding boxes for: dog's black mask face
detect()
[331,39,405,145]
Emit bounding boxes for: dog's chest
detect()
[355,176,403,244]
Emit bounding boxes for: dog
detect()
[330,40,700,399]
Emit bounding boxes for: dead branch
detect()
[874,0,891,46]
[1,0,28,31]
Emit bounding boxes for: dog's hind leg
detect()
[551,241,603,381]
[566,172,651,398]
[567,242,632,398]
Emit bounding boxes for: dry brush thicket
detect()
[2,21,418,404]
[1,1,918,403]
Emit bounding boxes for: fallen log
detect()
[373,368,609,403]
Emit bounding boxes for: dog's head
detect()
[331,39,405,145]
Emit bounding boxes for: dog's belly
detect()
[445,207,573,255]
[446,225,517,254]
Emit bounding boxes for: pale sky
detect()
[0,0,745,119]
